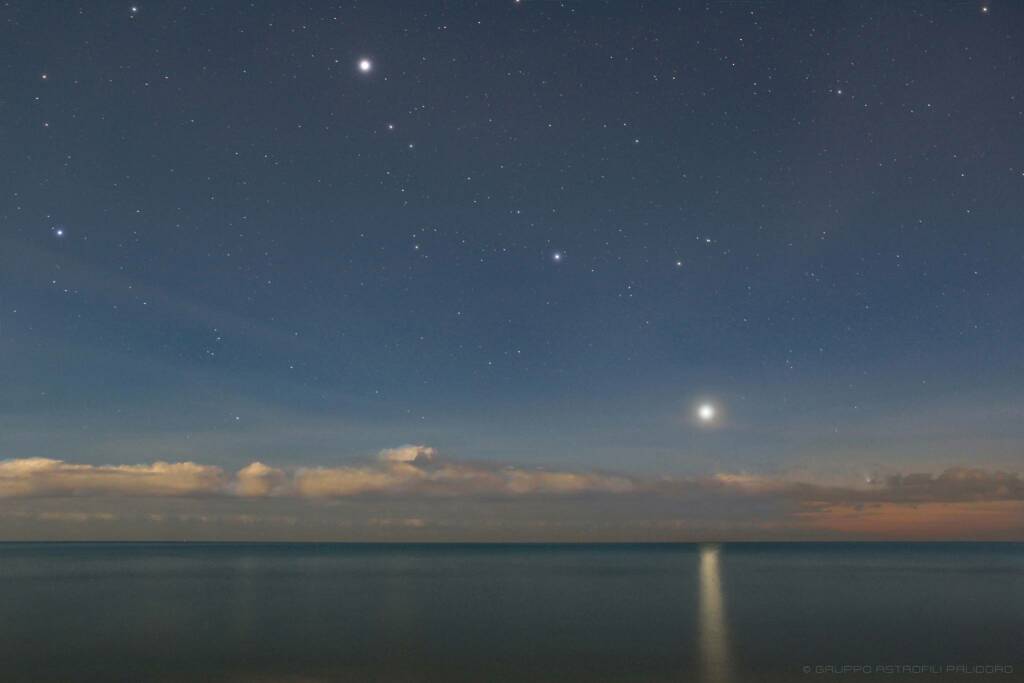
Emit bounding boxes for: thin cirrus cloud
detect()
[700,468,1024,539]
[701,468,1024,504]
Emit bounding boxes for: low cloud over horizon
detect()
[1,446,1022,541]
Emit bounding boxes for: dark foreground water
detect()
[0,543,1021,683]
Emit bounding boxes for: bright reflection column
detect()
[699,544,732,683]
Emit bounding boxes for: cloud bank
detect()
[1,447,1021,540]
[0,458,225,498]
[701,467,1024,505]
[0,446,639,500]
[1,449,1020,504]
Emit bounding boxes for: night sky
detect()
[2,1,1022,540]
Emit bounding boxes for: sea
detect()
[0,543,1021,682]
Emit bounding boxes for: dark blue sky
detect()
[2,0,1022,485]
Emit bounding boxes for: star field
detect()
[1,0,1022,479]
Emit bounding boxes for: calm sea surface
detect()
[1,543,1021,682]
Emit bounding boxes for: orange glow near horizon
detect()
[797,501,1024,540]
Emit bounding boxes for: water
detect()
[0,543,1020,682]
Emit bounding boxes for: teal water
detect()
[0,543,1021,682]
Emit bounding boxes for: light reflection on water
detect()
[0,543,1020,682]
[699,544,731,683]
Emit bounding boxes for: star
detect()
[551,251,563,263]
[697,403,716,423]
[358,58,373,73]
[53,227,65,238]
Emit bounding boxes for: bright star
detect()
[53,227,65,238]
[552,251,563,263]
[697,403,716,423]
[358,58,373,73]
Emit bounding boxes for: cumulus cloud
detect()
[377,445,436,464]
[502,468,634,495]
[0,447,641,501]
[293,458,634,498]
[235,462,288,497]
[293,464,417,497]
[0,458,225,498]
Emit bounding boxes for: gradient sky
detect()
[1,1,1022,540]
